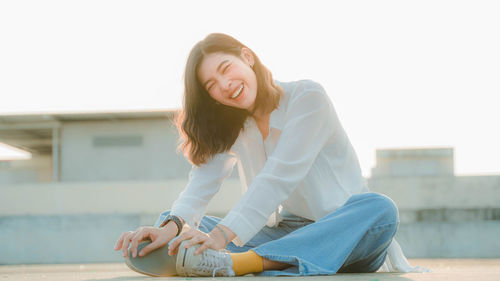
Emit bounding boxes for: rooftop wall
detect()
[372,147,454,177]
[60,119,192,181]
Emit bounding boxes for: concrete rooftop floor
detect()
[1,259,499,281]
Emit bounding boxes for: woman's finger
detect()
[121,231,134,257]
[138,239,162,257]
[194,239,212,255]
[168,232,192,254]
[114,232,127,250]
[168,237,187,256]
[168,236,188,256]
[183,235,205,249]
[116,231,134,250]
[130,230,149,258]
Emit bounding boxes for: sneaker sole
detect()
[124,240,177,277]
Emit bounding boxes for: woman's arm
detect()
[116,152,236,258]
[170,152,237,229]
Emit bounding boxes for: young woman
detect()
[114,33,423,277]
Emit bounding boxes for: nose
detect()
[220,77,232,92]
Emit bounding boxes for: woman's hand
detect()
[168,224,227,256]
[114,222,178,258]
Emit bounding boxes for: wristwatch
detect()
[160,214,184,236]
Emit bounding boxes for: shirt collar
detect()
[245,82,287,129]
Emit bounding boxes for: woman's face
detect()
[197,48,257,111]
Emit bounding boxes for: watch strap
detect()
[160,214,184,236]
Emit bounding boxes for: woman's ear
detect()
[240,47,255,67]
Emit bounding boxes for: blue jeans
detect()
[154,192,399,276]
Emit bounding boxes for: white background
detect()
[1,0,499,177]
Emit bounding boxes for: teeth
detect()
[231,84,244,99]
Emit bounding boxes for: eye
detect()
[222,64,231,73]
[207,83,213,92]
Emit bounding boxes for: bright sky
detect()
[0,0,499,177]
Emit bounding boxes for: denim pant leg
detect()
[251,192,399,276]
[337,217,398,273]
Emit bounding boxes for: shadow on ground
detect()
[84,273,415,281]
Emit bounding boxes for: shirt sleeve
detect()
[378,239,432,272]
[219,81,336,245]
[170,152,236,229]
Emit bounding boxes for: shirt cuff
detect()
[171,203,201,229]
[218,211,260,246]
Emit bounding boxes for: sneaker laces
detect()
[212,266,228,278]
[195,250,233,277]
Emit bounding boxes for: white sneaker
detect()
[176,240,235,277]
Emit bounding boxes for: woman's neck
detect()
[250,104,268,120]
[252,111,271,140]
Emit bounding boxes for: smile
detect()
[231,84,244,99]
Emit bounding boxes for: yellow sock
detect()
[229,250,264,276]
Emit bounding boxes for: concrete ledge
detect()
[369,175,500,209]
[0,179,242,216]
[2,176,499,216]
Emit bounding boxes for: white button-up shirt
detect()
[171,79,367,245]
[170,79,424,273]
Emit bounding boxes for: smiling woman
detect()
[114,33,426,277]
[179,33,282,166]
[199,52,257,110]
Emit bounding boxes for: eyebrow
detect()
[202,59,229,89]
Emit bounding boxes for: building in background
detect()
[0,112,499,264]
[368,147,500,258]
[0,111,192,183]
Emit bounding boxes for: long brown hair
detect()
[176,33,283,166]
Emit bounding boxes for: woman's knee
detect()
[364,193,399,224]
